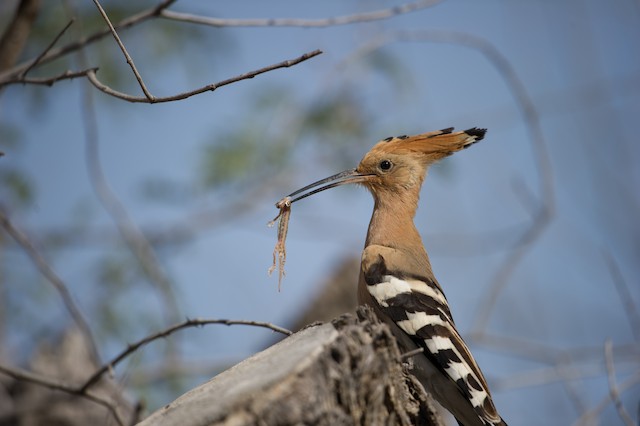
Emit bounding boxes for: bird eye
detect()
[379,160,392,171]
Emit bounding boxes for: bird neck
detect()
[365,190,431,266]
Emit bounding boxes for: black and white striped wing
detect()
[364,258,503,425]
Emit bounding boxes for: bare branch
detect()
[85,49,322,103]
[20,18,75,78]
[0,208,100,363]
[91,0,153,100]
[0,363,73,394]
[1,48,321,96]
[574,371,640,425]
[0,364,126,426]
[80,318,292,392]
[160,0,441,28]
[0,67,97,87]
[495,363,606,391]
[467,332,564,364]
[604,339,635,426]
[470,332,640,365]
[1,1,323,98]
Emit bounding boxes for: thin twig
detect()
[91,0,153,100]
[0,208,100,363]
[80,318,292,392]
[0,67,97,87]
[0,364,126,426]
[160,0,441,28]
[400,347,424,360]
[604,339,635,426]
[20,18,75,78]
[85,49,322,103]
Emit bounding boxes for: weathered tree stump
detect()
[138,306,443,426]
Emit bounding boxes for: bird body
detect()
[280,127,507,425]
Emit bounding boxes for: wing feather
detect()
[363,262,503,425]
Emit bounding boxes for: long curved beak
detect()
[285,168,371,204]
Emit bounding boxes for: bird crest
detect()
[368,127,486,164]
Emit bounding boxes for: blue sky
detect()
[2,1,639,424]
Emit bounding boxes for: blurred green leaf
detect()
[364,49,415,94]
[201,129,259,188]
[0,168,34,207]
[0,122,22,149]
[97,254,131,291]
[304,92,367,140]
[139,177,194,204]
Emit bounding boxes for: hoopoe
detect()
[279,127,506,426]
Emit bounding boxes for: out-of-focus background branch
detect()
[0,0,40,72]
[0,1,638,425]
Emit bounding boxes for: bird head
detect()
[283,127,486,205]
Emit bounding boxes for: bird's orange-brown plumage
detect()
[275,127,506,426]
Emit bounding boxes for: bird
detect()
[279,127,507,426]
